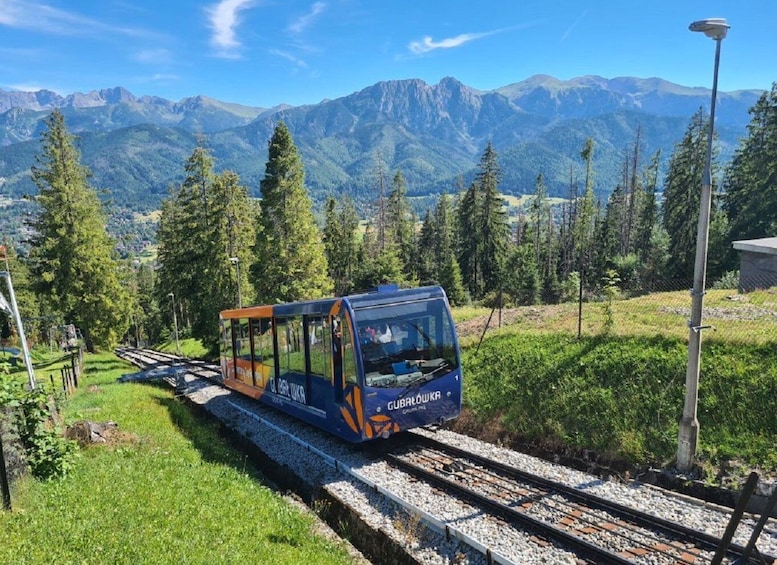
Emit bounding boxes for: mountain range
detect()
[0,75,765,219]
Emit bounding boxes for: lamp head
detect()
[168,292,174,298]
[689,18,729,40]
[229,257,239,265]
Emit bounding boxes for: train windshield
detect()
[353,298,459,388]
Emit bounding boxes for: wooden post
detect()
[0,426,12,511]
[71,352,78,389]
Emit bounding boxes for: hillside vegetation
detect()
[0,352,359,564]
[453,288,777,479]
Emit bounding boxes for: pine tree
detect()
[252,122,331,303]
[157,146,256,351]
[323,195,359,295]
[724,83,777,244]
[27,110,130,351]
[574,138,597,280]
[387,169,416,277]
[477,142,510,295]
[662,109,715,280]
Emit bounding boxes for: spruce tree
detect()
[387,169,416,277]
[157,146,256,351]
[323,195,359,295]
[457,181,481,297]
[574,138,597,282]
[724,83,777,244]
[27,110,129,351]
[477,142,510,296]
[416,210,437,284]
[662,109,714,281]
[252,122,331,303]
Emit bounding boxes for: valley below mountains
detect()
[0,74,765,242]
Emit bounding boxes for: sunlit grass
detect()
[156,337,209,359]
[0,352,357,565]
[453,287,777,345]
[455,287,777,474]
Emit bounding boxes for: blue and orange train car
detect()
[219,285,462,442]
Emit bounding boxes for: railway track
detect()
[387,435,776,564]
[115,347,777,564]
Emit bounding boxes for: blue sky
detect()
[1,0,775,108]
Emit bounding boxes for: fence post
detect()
[71,352,78,389]
[0,424,11,511]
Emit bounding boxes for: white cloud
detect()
[0,0,160,38]
[408,31,494,55]
[8,83,55,93]
[269,48,307,68]
[206,0,257,57]
[132,48,174,66]
[561,11,587,42]
[288,1,326,35]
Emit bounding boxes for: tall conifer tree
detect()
[724,83,777,244]
[27,110,129,351]
[662,109,714,280]
[252,122,331,303]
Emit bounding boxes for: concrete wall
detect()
[739,250,777,292]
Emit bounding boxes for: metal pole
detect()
[168,292,180,356]
[1,272,36,390]
[677,35,722,472]
[230,257,242,308]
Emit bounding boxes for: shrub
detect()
[0,382,78,480]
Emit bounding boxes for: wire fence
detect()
[464,273,777,345]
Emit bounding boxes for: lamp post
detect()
[229,257,242,308]
[677,17,729,473]
[167,292,181,356]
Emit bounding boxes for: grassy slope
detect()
[454,288,777,475]
[0,352,357,564]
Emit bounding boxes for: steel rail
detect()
[405,434,776,564]
[115,347,519,564]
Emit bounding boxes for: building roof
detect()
[732,237,777,255]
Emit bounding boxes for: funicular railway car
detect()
[219,285,462,442]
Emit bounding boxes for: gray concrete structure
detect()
[732,237,777,292]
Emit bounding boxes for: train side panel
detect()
[219,286,462,442]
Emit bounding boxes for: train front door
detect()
[331,315,344,404]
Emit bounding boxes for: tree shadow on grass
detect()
[152,392,268,477]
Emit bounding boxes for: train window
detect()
[353,298,459,388]
[307,316,327,378]
[277,317,304,377]
[235,318,250,360]
[221,320,233,364]
[340,319,358,385]
[250,317,273,385]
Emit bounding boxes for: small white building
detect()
[732,237,777,292]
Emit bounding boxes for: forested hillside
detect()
[0,75,762,215]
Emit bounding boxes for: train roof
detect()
[344,285,447,310]
[220,285,448,320]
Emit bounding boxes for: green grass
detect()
[0,351,357,565]
[456,292,777,476]
[157,337,209,359]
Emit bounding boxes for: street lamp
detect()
[677,17,729,473]
[229,257,243,308]
[167,292,181,356]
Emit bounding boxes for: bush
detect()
[0,382,78,480]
